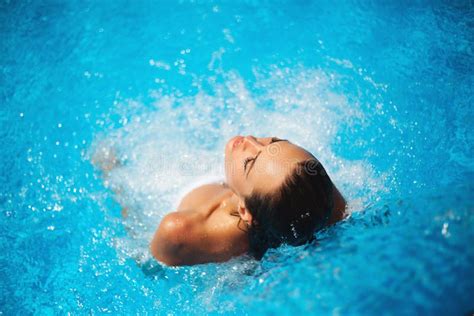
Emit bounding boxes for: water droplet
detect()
[441,223,450,237]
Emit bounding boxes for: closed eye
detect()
[243,157,255,171]
[244,138,287,177]
[244,151,261,176]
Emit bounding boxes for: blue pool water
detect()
[1,1,473,314]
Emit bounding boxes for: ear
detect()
[237,200,253,225]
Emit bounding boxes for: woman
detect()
[149,136,347,266]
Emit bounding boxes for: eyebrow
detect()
[245,139,288,178]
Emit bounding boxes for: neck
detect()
[219,190,241,216]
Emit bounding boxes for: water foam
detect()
[89,64,389,263]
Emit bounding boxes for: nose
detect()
[244,135,263,151]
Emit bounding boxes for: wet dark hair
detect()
[232,159,334,260]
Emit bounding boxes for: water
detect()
[1,1,473,314]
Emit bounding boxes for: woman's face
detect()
[224,135,313,197]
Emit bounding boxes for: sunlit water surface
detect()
[1,1,473,314]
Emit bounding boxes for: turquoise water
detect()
[1,1,473,314]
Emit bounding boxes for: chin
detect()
[224,137,241,182]
[224,140,233,179]
[224,138,232,161]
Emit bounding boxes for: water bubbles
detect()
[300,212,311,219]
[222,29,234,44]
[290,222,298,239]
[389,117,397,127]
[149,59,171,70]
[441,222,450,237]
[173,59,187,75]
[83,71,103,79]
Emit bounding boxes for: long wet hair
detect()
[231,159,334,260]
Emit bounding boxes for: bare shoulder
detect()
[150,209,248,266]
[150,181,249,266]
[177,182,229,212]
[149,211,193,266]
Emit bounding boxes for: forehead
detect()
[248,141,313,194]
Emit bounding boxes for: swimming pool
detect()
[1,0,473,314]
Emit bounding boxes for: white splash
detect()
[89,64,389,263]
